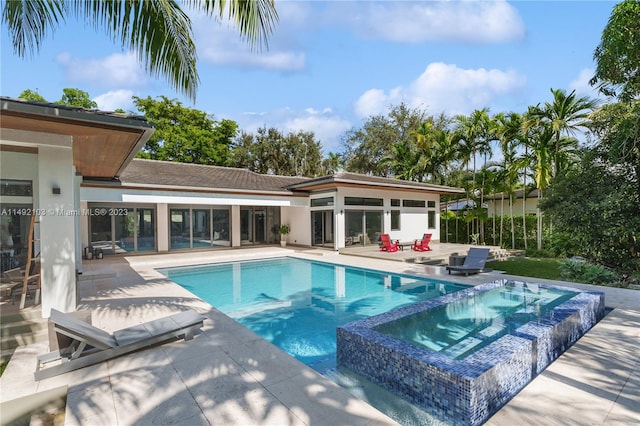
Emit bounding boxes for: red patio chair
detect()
[379,234,400,252]
[412,233,432,252]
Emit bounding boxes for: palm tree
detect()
[492,112,524,249]
[525,89,599,178]
[382,139,423,181]
[525,128,556,250]
[523,90,596,250]
[3,0,278,101]
[322,152,343,175]
[409,121,457,184]
[453,109,493,241]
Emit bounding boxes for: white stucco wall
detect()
[281,206,311,246]
[487,197,539,216]
[335,187,440,245]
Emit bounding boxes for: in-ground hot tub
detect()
[337,279,605,426]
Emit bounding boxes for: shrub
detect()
[560,258,620,286]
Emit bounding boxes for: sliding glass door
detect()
[240,207,280,245]
[170,207,230,249]
[344,210,382,246]
[312,210,334,247]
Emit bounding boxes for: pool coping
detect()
[1,247,638,425]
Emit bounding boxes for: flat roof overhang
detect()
[288,177,465,195]
[0,98,154,179]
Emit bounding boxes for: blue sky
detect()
[1,1,616,155]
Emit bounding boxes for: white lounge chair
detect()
[35,309,205,380]
[446,247,490,276]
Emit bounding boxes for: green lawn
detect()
[486,257,563,281]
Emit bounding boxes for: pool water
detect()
[160,257,466,369]
[375,281,575,359]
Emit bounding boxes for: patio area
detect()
[1,246,638,425]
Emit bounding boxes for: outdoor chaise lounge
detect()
[34,309,205,380]
[446,247,490,276]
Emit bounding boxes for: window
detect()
[311,197,334,207]
[0,179,32,197]
[390,199,400,207]
[89,205,156,253]
[403,199,426,208]
[427,200,436,208]
[170,209,191,249]
[428,210,436,229]
[391,210,400,230]
[345,197,383,206]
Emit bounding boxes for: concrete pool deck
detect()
[1,247,638,425]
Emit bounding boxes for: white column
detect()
[231,205,240,247]
[74,170,83,274]
[38,144,76,316]
[157,203,169,251]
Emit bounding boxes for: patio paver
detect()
[1,246,639,425]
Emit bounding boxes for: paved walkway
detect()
[487,307,640,425]
[1,247,639,425]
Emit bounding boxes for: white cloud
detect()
[56,52,148,87]
[229,107,351,153]
[330,0,525,43]
[203,47,305,71]
[284,113,352,153]
[354,62,527,118]
[569,68,603,99]
[93,90,135,112]
[190,3,307,72]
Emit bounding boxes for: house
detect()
[1,97,464,317]
[1,97,154,315]
[484,188,540,217]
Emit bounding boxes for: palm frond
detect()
[194,0,278,50]
[2,0,65,57]
[69,0,199,102]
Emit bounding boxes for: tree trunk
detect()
[537,189,543,251]
[522,189,528,251]
[509,195,516,249]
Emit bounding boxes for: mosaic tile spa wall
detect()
[337,280,605,426]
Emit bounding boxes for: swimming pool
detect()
[160,256,466,370]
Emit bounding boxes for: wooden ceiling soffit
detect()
[1,111,152,179]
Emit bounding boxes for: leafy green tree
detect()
[57,88,98,109]
[134,95,237,165]
[230,127,323,177]
[341,103,427,176]
[588,99,640,201]
[18,87,99,108]
[18,89,46,102]
[591,0,640,100]
[321,152,343,175]
[229,131,255,169]
[540,148,640,277]
[3,0,278,101]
